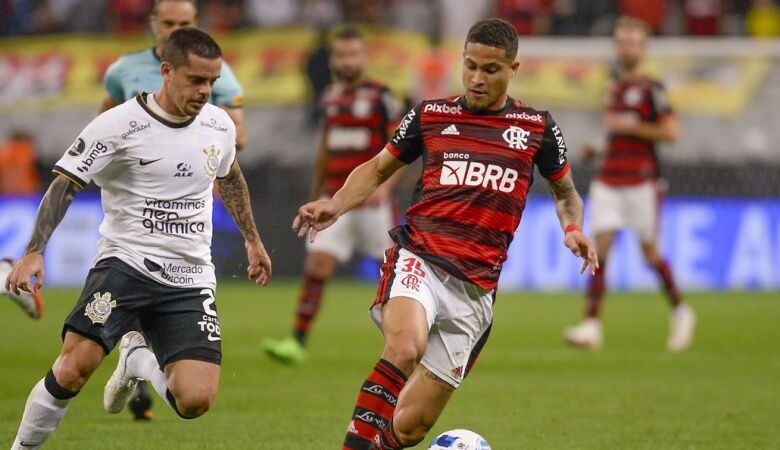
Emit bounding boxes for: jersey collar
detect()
[136,92,197,129]
[457,95,513,116]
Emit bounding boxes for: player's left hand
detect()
[564,229,599,275]
[245,240,272,286]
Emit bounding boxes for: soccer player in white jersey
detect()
[5,28,271,450]
[0,259,44,319]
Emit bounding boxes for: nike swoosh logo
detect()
[207,334,221,342]
[139,158,162,166]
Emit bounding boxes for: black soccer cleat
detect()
[128,380,154,421]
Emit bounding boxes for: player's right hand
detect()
[5,252,45,295]
[292,199,342,243]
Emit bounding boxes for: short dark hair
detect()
[465,18,518,60]
[332,25,363,43]
[162,28,222,68]
[152,0,197,16]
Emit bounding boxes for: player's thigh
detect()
[354,201,396,260]
[421,272,494,388]
[306,209,355,264]
[380,297,430,366]
[164,359,221,403]
[588,180,625,235]
[140,287,222,371]
[627,181,660,244]
[393,364,455,441]
[595,231,617,262]
[62,257,149,356]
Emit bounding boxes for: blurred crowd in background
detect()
[2,0,779,38]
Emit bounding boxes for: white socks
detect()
[126,346,171,408]
[11,378,71,450]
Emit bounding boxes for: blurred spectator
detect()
[301,0,343,27]
[618,0,668,33]
[46,0,107,33]
[684,0,723,35]
[389,0,442,36]
[551,0,599,35]
[341,0,383,23]
[497,0,553,35]
[246,0,299,27]
[746,0,780,37]
[413,33,451,102]
[304,28,333,126]
[0,0,36,36]
[0,130,41,195]
[200,0,244,32]
[108,0,152,34]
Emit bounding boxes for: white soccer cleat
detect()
[1,259,44,320]
[667,304,696,352]
[104,331,147,413]
[564,318,603,349]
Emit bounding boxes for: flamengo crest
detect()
[503,126,530,150]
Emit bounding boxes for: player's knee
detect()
[304,253,336,279]
[382,341,424,375]
[172,387,217,419]
[393,420,431,447]
[52,360,91,391]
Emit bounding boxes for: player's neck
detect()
[150,91,191,123]
[618,66,642,81]
[340,76,365,91]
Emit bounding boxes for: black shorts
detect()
[63,257,221,368]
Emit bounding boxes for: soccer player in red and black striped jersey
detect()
[294,19,598,450]
[262,27,402,364]
[564,17,695,352]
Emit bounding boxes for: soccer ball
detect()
[427,429,491,450]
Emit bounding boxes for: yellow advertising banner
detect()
[0,28,769,117]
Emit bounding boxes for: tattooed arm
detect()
[216,161,272,286]
[5,175,82,294]
[546,171,598,275]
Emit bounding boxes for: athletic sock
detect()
[653,259,682,307]
[374,420,407,449]
[343,359,408,450]
[585,265,606,318]
[293,275,326,346]
[125,346,171,409]
[12,371,78,449]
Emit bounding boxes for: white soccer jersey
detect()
[54,93,237,290]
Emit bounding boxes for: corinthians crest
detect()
[84,292,117,324]
[202,144,221,178]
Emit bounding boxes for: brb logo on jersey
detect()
[440,153,518,193]
[502,126,530,150]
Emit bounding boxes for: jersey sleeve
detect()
[211,62,244,108]
[385,103,423,164]
[535,112,570,180]
[216,119,237,179]
[650,81,673,117]
[103,59,126,102]
[53,113,121,188]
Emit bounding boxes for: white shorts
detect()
[370,246,494,388]
[588,180,660,242]
[306,199,395,263]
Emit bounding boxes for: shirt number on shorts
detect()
[401,258,426,277]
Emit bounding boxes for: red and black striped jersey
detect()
[322,80,399,195]
[598,75,674,186]
[386,96,570,290]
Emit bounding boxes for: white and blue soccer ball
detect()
[427,429,492,450]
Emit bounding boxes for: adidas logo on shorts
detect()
[441,124,460,136]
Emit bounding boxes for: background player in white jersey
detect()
[5,28,271,450]
[100,0,246,150]
[564,17,695,351]
[262,27,402,365]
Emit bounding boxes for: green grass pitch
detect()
[1,281,779,449]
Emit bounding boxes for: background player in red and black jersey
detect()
[293,19,598,450]
[565,17,696,352]
[262,27,402,365]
